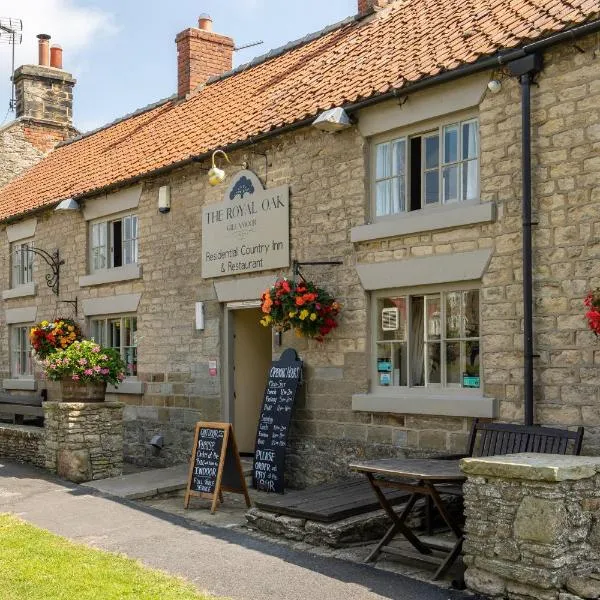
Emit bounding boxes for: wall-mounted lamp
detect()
[312,107,353,132]
[487,79,502,94]
[158,185,171,214]
[55,198,80,211]
[195,301,205,330]
[208,149,231,186]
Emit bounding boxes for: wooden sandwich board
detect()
[184,422,251,514]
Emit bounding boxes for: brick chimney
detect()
[358,0,396,13]
[176,14,234,98]
[12,33,76,148]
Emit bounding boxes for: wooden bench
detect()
[426,419,584,532]
[0,389,47,426]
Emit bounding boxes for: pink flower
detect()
[62,358,70,365]
[71,375,80,381]
[117,373,125,381]
[50,364,57,369]
[84,368,93,376]
[100,355,108,361]
[101,368,109,375]
[78,358,87,365]
[92,346,101,353]
[93,365,102,373]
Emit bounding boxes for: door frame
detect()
[223,300,264,428]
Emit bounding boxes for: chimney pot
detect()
[37,34,51,66]
[358,0,395,14]
[198,14,212,31]
[50,44,63,69]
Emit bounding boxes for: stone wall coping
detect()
[460,453,600,482]
[43,401,124,410]
[0,423,45,436]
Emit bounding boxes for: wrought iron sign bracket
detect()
[15,247,64,296]
[292,260,343,283]
[58,296,78,316]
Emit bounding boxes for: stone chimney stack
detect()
[358,0,396,13]
[175,14,234,98]
[13,33,76,135]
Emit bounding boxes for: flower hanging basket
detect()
[29,318,82,361]
[260,278,341,342]
[584,290,600,335]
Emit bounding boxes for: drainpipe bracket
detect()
[507,53,543,78]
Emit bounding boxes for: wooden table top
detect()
[349,458,466,481]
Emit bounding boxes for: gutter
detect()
[4,16,600,218]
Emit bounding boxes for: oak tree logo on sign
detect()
[229,175,255,200]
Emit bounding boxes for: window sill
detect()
[3,379,37,391]
[350,201,495,243]
[79,264,141,287]
[352,390,497,418]
[106,379,143,395]
[2,283,37,300]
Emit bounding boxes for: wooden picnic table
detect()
[349,458,466,580]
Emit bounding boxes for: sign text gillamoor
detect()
[201,173,290,279]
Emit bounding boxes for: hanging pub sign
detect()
[202,169,290,279]
[184,422,251,513]
[253,348,303,494]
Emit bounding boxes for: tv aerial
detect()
[0,17,23,112]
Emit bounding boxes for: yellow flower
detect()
[288,311,297,318]
[41,320,49,327]
[310,313,317,321]
[299,309,309,321]
[67,326,74,332]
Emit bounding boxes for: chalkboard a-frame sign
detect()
[253,348,303,494]
[184,422,251,513]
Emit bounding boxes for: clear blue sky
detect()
[0,0,356,132]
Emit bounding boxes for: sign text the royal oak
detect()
[201,170,290,279]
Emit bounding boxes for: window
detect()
[374,289,480,389]
[11,325,33,378]
[90,315,138,377]
[374,118,479,218]
[90,214,138,272]
[11,240,34,287]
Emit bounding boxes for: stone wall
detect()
[1,33,600,485]
[0,121,45,187]
[44,402,124,482]
[462,454,600,600]
[0,424,45,467]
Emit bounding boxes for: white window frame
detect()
[10,323,33,379]
[371,283,481,392]
[11,239,34,288]
[89,212,138,274]
[371,111,480,220]
[89,314,138,378]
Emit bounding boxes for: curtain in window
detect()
[410,298,424,386]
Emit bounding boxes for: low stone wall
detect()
[461,453,600,600]
[0,424,45,467]
[44,401,124,482]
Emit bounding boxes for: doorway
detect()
[229,306,272,454]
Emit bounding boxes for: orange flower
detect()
[295,296,305,307]
[261,291,273,313]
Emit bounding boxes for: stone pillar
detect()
[461,453,600,600]
[44,402,124,483]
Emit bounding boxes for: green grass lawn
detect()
[0,514,217,600]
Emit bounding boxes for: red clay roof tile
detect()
[0,0,598,220]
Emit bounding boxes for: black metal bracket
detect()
[292,260,343,283]
[59,296,78,316]
[14,247,63,296]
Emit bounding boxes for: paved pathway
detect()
[0,460,473,600]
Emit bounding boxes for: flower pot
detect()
[60,379,107,403]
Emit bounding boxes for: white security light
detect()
[312,107,352,132]
[487,79,502,94]
[54,198,80,211]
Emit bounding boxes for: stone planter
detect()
[60,379,107,403]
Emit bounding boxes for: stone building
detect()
[1,0,600,485]
[0,34,77,187]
